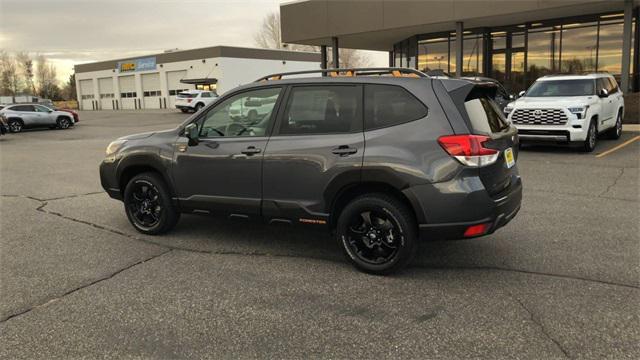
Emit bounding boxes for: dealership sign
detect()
[117,57,157,73]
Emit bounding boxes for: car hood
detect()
[514,96,597,108]
[119,131,156,140]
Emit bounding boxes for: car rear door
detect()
[262,84,364,224]
[13,105,37,126]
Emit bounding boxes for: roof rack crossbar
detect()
[255,67,428,82]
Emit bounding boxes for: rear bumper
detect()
[407,172,523,241]
[175,105,193,110]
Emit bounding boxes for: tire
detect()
[7,119,23,133]
[336,193,418,275]
[194,103,204,112]
[180,109,189,113]
[606,111,623,140]
[582,118,597,152]
[57,117,71,129]
[123,172,180,235]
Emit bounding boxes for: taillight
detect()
[187,99,193,103]
[438,134,499,167]
[463,222,492,237]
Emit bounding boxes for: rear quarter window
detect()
[463,92,509,134]
[364,84,428,130]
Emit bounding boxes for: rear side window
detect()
[177,92,197,98]
[279,85,362,135]
[606,77,619,93]
[11,105,34,112]
[364,84,427,130]
[464,93,509,134]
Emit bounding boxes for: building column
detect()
[621,0,633,93]
[320,45,328,75]
[389,51,394,67]
[332,37,339,68]
[456,22,464,77]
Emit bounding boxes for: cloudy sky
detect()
[0,0,385,82]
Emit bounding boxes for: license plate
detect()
[504,147,515,168]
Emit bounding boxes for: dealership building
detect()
[281,0,639,94]
[74,46,320,110]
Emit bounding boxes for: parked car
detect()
[48,106,79,123]
[462,76,515,112]
[100,67,522,274]
[174,90,218,113]
[0,103,75,133]
[504,74,624,152]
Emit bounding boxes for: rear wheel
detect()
[606,111,623,140]
[582,119,597,152]
[57,117,71,129]
[123,172,179,235]
[336,193,417,275]
[8,119,23,133]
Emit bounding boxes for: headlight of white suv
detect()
[105,139,127,162]
[567,106,589,119]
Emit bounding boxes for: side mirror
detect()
[509,94,516,100]
[598,89,609,98]
[518,91,526,98]
[184,123,199,145]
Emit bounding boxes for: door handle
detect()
[332,145,357,156]
[241,146,261,155]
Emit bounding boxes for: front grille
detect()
[511,109,568,125]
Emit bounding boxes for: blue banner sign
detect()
[118,57,157,73]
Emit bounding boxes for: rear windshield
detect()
[526,79,595,97]
[177,92,198,98]
[464,93,509,133]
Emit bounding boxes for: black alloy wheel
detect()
[8,119,23,133]
[337,194,417,275]
[124,172,179,235]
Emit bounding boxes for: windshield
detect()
[526,79,595,97]
[177,92,198,98]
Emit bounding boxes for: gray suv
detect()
[100,68,522,274]
[0,104,75,132]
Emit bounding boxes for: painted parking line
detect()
[595,135,640,158]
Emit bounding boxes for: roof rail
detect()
[541,71,611,77]
[255,67,428,82]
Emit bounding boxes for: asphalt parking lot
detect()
[1,110,638,359]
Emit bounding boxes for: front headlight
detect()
[105,139,127,162]
[503,106,514,115]
[567,106,589,119]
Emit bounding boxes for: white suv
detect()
[175,90,218,113]
[504,74,624,152]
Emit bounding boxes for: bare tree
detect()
[16,52,35,94]
[254,12,370,68]
[0,50,23,96]
[62,73,77,101]
[35,54,60,99]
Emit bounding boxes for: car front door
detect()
[172,86,283,218]
[262,84,364,225]
[596,78,615,129]
[34,105,55,126]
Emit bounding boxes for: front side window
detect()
[35,105,51,112]
[364,84,427,130]
[199,87,281,138]
[279,85,362,135]
[526,80,595,97]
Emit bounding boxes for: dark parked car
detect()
[100,68,522,274]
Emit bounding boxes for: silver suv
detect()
[0,104,75,133]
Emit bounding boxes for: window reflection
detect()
[463,35,483,75]
[527,27,560,79]
[561,22,598,73]
[418,38,450,73]
[598,20,624,75]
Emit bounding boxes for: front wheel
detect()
[606,111,623,140]
[123,172,180,235]
[57,117,71,129]
[582,119,597,152]
[336,193,417,275]
[194,103,204,112]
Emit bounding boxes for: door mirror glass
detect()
[184,123,199,145]
[598,88,609,98]
[518,90,526,98]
